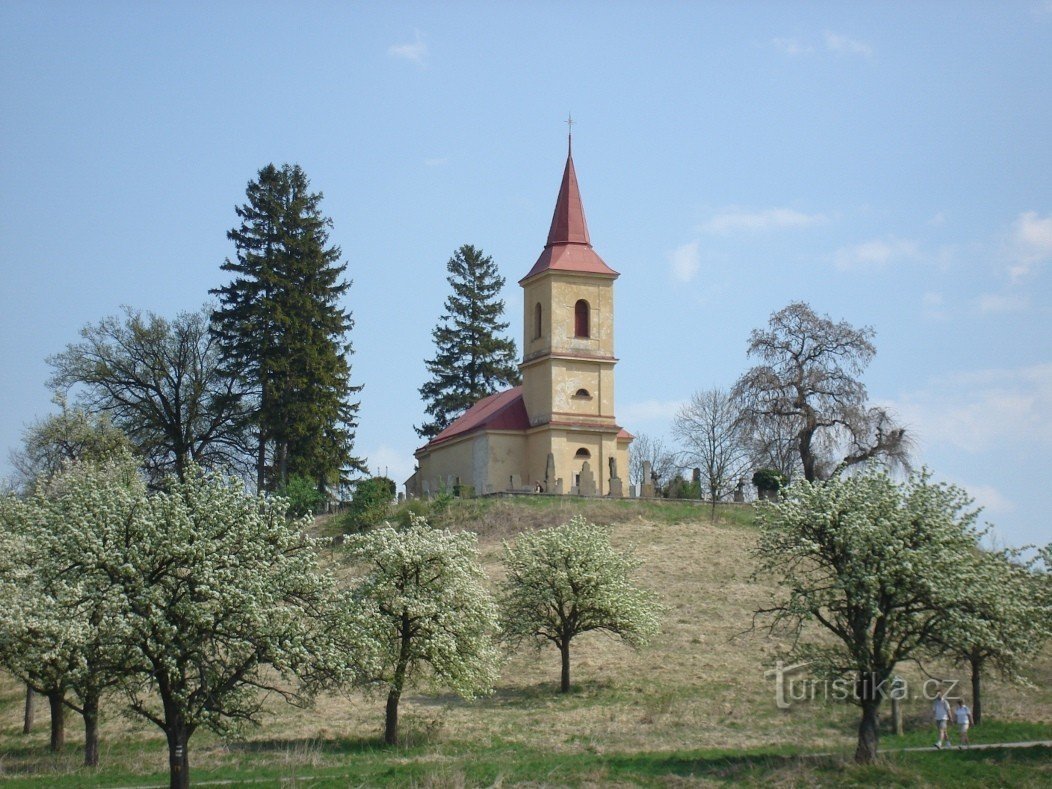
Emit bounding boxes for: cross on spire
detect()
[566,113,574,155]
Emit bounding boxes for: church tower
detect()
[407,134,631,499]
[519,136,632,495]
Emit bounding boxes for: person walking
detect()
[955,699,974,748]
[933,690,953,749]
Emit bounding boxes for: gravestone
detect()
[640,460,656,498]
[578,461,597,496]
[510,474,522,491]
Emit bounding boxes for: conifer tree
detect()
[211,164,363,491]
[417,244,520,439]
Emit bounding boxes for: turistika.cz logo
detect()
[764,660,962,709]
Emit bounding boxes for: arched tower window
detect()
[574,299,590,338]
[574,447,591,459]
[534,302,543,340]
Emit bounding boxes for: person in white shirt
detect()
[933,690,953,749]
[955,699,974,748]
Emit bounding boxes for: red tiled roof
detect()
[520,152,619,284]
[419,387,530,450]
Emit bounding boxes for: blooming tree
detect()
[753,470,986,763]
[0,457,144,765]
[935,548,1051,725]
[346,517,500,745]
[65,468,347,789]
[499,516,659,693]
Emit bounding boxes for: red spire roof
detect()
[546,153,591,246]
[520,147,619,284]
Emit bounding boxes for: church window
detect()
[573,388,591,399]
[574,299,590,338]
[534,302,543,339]
[574,447,591,459]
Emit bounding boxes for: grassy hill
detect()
[2,497,1050,786]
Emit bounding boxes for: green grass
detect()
[883,718,1052,749]
[3,738,1050,787]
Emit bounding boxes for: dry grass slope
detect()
[2,496,1050,784]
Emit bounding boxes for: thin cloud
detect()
[978,292,1029,314]
[669,240,700,282]
[771,38,814,56]
[959,482,1016,516]
[1007,210,1052,282]
[921,291,948,321]
[893,363,1052,455]
[833,237,919,270]
[389,30,428,65]
[824,31,874,57]
[700,207,827,234]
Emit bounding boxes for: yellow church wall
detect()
[549,276,615,358]
[415,431,528,496]
[521,278,553,362]
[482,432,530,492]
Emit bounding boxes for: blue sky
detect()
[1,1,1049,548]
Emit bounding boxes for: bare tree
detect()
[732,302,910,482]
[741,412,801,484]
[628,432,677,492]
[48,306,253,484]
[673,389,751,516]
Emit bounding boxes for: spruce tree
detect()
[417,244,520,439]
[211,163,363,491]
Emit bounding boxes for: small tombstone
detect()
[552,477,565,495]
[545,453,557,489]
[510,474,522,491]
[609,477,623,497]
[629,484,637,498]
[640,460,656,498]
[578,461,597,496]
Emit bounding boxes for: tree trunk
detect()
[47,690,65,751]
[385,611,413,746]
[256,430,267,492]
[560,640,571,693]
[83,695,100,767]
[384,686,401,746]
[854,699,881,764]
[166,722,191,789]
[970,651,983,726]
[23,685,34,734]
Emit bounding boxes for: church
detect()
[406,139,633,498]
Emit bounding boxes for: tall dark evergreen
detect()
[417,245,520,439]
[211,163,363,492]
